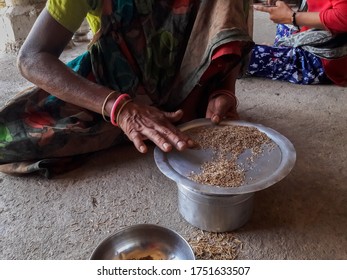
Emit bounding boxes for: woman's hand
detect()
[254,1,326,30]
[117,102,196,153]
[205,92,239,124]
[254,1,293,25]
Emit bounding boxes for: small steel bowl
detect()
[90,224,195,260]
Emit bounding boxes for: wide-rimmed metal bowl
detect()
[90,224,195,260]
[154,119,296,232]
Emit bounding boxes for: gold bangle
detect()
[116,99,133,127]
[101,91,117,122]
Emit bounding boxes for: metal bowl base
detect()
[178,184,254,232]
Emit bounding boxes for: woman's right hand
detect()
[254,1,293,25]
[116,102,196,153]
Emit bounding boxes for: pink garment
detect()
[307,0,347,34]
[307,0,347,86]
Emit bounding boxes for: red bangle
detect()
[110,93,131,127]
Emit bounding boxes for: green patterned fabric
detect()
[0,0,253,176]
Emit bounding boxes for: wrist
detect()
[101,90,121,120]
[105,97,118,117]
[116,99,133,127]
[110,93,132,127]
[291,11,300,29]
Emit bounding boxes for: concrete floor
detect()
[0,11,346,260]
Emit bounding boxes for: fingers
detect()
[206,94,237,124]
[163,109,184,123]
[206,111,222,125]
[143,124,195,152]
[210,115,220,124]
[142,129,174,152]
[253,0,286,12]
[128,130,148,153]
[206,109,221,124]
[253,4,273,13]
[119,105,195,153]
[268,0,281,6]
[160,110,196,150]
[125,123,174,153]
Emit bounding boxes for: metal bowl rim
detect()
[154,119,296,195]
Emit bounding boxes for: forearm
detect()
[16,8,119,117]
[18,51,116,116]
[221,63,241,92]
[294,12,327,30]
[254,2,327,31]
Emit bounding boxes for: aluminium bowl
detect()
[90,224,195,260]
[154,119,296,232]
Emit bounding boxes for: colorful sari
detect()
[0,0,253,177]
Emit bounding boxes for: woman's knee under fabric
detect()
[248,44,326,84]
[247,23,328,84]
[0,87,124,165]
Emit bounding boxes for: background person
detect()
[248,0,347,86]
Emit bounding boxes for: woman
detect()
[0,0,253,176]
[248,0,347,86]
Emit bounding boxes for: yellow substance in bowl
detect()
[114,248,167,260]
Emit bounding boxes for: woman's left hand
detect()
[205,93,239,124]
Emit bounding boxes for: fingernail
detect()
[140,145,146,153]
[163,143,171,150]
[177,141,185,150]
[212,115,220,123]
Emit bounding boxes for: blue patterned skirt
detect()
[248,24,329,84]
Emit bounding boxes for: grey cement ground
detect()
[0,11,346,260]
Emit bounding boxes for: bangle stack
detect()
[101,91,117,122]
[101,91,132,126]
[110,93,132,127]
